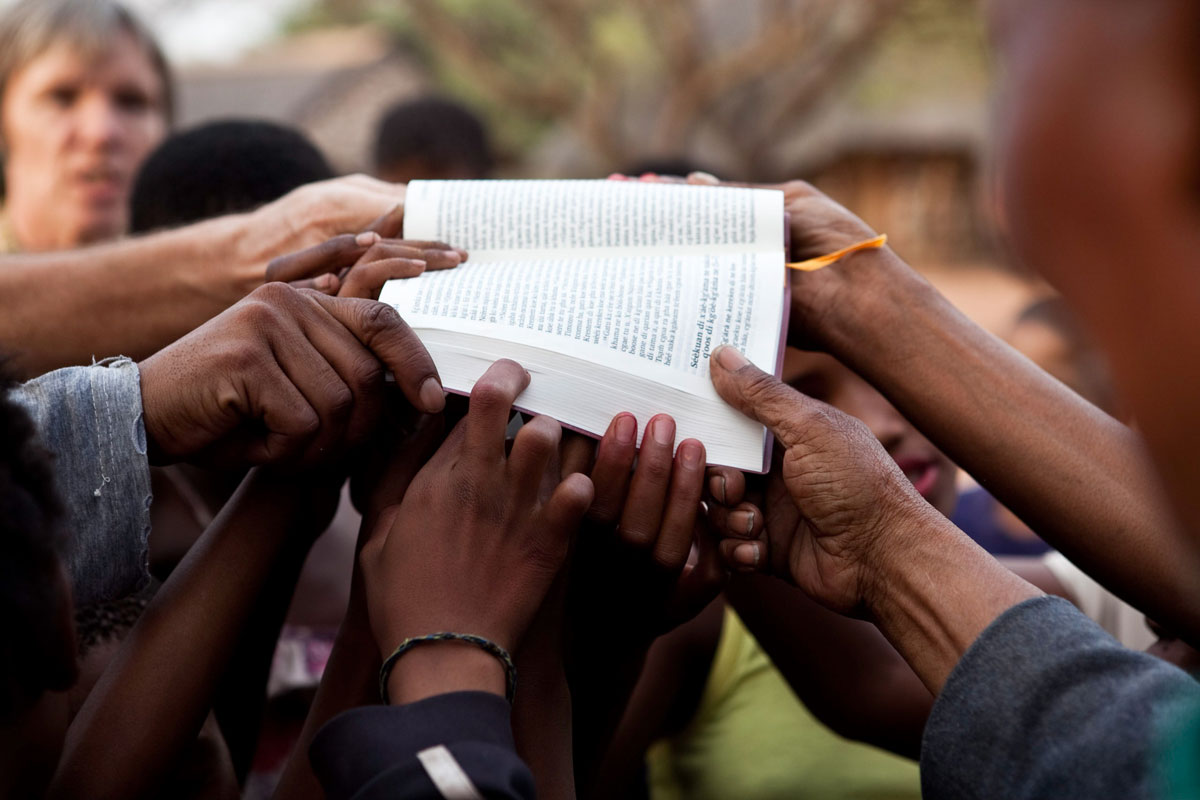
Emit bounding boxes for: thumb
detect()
[710,345,815,449]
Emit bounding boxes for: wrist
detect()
[223,211,272,296]
[794,248,930,354]
[862,504,1041,693]
[385,640,507,705]
[137,353,176,466]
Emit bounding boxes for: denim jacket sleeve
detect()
[9,357,152,608]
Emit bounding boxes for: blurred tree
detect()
[291,0,909,178]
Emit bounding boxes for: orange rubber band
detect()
[787,234,888,272]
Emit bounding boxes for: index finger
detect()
[465,359,531,458]
[307,293,445,414]
[266,233,377,283]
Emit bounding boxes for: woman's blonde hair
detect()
[0,0,174,125]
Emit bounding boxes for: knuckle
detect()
[638,455,672,484]
[470,378,511,410]
[617,523,654,550]
[326,381,355,418]
[651,543,688,572]
[235,298,283,333]
[247,280,298,308]
[516,417,561,453]
[347,352,385,390]
[357,299,402,333]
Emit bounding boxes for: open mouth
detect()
[895,456,941,500]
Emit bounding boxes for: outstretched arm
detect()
[50,468,341,800]
[691,175,1200,643]
[0,175,403,377]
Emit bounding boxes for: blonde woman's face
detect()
[1,31,167,250]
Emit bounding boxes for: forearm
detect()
[727,574,932,758]
[570,648,647,795]
[512,653,576,800]
[866,504,1041,695]
[272,615,380,800]
[52,469,324,800]
[0,214,260,376]
[215,521,317,782]
[817,254,1200,640]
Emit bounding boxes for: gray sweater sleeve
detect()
[921,595,1199,800]
[9,358,152,607]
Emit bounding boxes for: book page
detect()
[380,251,784,394]
[403,180,784,258]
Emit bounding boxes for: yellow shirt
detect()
[647,607,922,800]
[0,207,21,254]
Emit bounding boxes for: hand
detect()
[681,172,918,352]
[138,282,447,467]
[705,344,940,617]
[358,359,594,670]
[265,232,468,299]
[570,413,726,650]
[240,174,404,262]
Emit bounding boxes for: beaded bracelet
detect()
[379,632,517,705]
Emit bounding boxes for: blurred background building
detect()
[0,0,1043,329]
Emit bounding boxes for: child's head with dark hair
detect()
[373,95,493,183]
[0,363,77,795]
[0,366,75,720]
[67,583,154,723]
[623,157,714,180]
[74,585,153,661]
[129,119,335,233]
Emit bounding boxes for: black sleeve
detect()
[311,690,537,800]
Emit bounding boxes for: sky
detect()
[0,0,310,64]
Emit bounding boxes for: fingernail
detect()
[689,171,719,185]
[679,440,702,466]
[606,173,628,181]
[615,414,636,445]
[640,172,657,180]
[651,415,675,446]
[714,345,749,371]
[729,509,755,536]
[315,273,337,292]
[733,541,760,567]
[356,231,380,247]
[431,248,462,263]
[709,474,727,504]
[419,377,445,413]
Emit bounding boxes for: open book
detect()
[380,179,787,472]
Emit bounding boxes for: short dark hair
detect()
[0,364,75,718]
[74,581,155,659]
[373,95,493,177]
[623,157,713,179]
[129,119,334,233]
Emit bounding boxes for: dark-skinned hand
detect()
[704,344,939,617]
[139,282,446,468]
[569,412,727,652]
[358,359,594,703]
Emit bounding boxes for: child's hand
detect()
[265,232,467,300]
[358,359,594,690]
[569,413,727,651]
